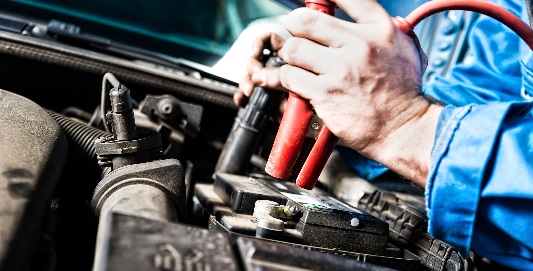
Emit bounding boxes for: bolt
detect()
[158,100,174,115]
[162,104,172,114]
[156,98,179,119]
[311,122,320,131]
[282,205,299,216]
[50,198,61,211]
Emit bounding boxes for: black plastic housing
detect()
[0,90,67,271]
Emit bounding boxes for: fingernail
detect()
[233,92,240,105]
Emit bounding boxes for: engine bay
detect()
[0,12,512,271]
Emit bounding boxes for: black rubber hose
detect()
[214,54,285,174]
[47,110,112,197]
[62,106,93,122]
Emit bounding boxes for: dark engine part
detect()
[139,94,203,138]
[358,191,465,271]
[92,75,186,221]
[91,159,188,271]
[91,159,187,222]
[215,53,285,175]
[135,94,204,158]
[91,212,239,271]
[107,83,138,140]
[212,173,389,254]
[47,110,111,197]
[357,190,512,271]
[0,90,67,271]
[193,173,420,270]
[91,76,189,270]
[96,82,163,169]
[48,111,110,169]
[237,236,398,271]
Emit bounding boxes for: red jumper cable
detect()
[265,0,338,190]
[265,0,533,190]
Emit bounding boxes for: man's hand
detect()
[234,32,288,107]
[278,0,443,186]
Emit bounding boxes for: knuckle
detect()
[365,41,378,54]
[279,65,292,90]
[246,58,260,75]
[288,8,318,34]
[341,67,358,86]
[239,75,249,86]
[239,76,254,96]
[380,21,397,42]
[357,41,381,61]
[282,38,301,63]
[303,9,320,31]
[263,69,274,87]
[266,68,282,88]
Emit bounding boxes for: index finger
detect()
[284,8,353,48]
[332,0,390,24]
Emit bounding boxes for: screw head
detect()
[311,122,320,130]
[161,104,172,114]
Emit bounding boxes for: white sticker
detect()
[281,192,322,206]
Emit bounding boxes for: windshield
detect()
[1,0,290,66]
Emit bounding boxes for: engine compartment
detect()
[0,24,509,271]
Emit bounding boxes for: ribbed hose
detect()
[48,110,110,166]
[47,110,111,196]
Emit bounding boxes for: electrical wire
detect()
[100,73,121,132]
[401,0,533,50]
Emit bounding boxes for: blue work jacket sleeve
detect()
[422,0,525,105]
[426,102,533,270]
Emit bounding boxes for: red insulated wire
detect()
[404,0,533,50]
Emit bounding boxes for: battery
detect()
[210,173,389,254]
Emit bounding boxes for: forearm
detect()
[368,102,443,187]
[359,97,443,187]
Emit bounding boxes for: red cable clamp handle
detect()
[265,0,338,190]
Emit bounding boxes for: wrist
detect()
[364,102,443,186]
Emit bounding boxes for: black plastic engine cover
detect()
[94,212,239,271]
[237,236,396,271]
[0,90,67,271]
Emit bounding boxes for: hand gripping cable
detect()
[265,0,533,190]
